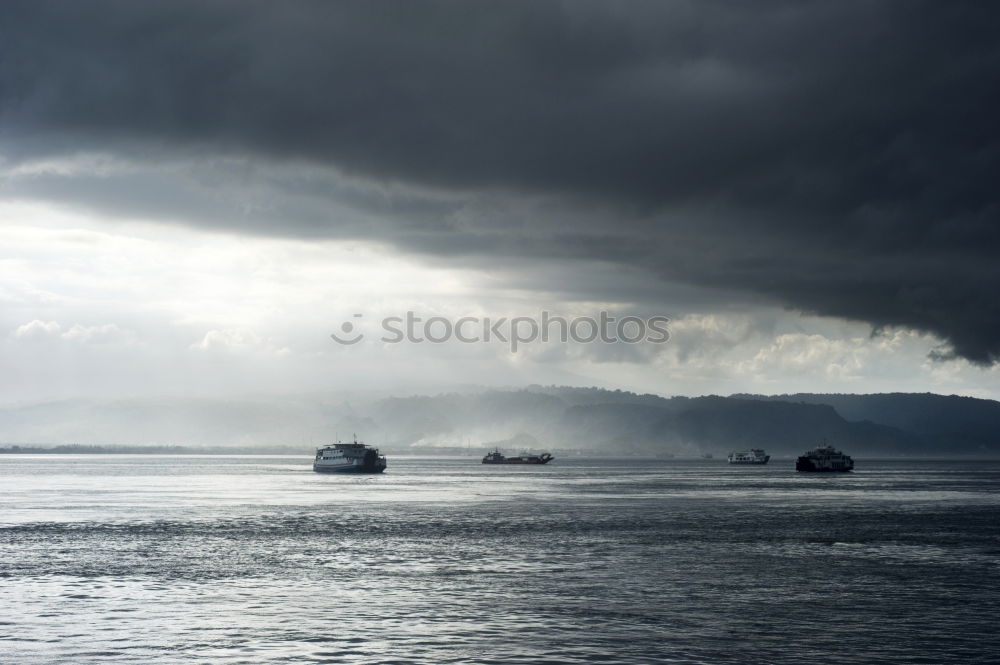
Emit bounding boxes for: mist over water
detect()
[2,455,999,664]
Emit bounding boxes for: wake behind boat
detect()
[482,448,554,465]
[314,436,387,473]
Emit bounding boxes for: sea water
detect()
[2,455,999,664]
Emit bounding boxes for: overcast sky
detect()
[1,1,998,404]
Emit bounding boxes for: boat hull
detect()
[313,464,386,473]
[482,458,552,465]
[796,457,852,472]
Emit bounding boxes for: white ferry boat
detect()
[796,444,854,472]
[727,448,770,464]
[314,436,387,473]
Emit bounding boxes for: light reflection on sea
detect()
[1,455,999,664]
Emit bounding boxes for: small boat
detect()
[314,436,387,473]
[796,444,854,472]
[727,449,770,464]
[482,448,554,465]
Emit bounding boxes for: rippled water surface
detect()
[2,455,999,664]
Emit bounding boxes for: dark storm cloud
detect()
[2,1,999,362]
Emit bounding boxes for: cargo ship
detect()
[482,448,554,465]
[727,448,770,464]
[795,444,854,472]
[314,436,387,473]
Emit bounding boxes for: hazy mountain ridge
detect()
[731,393,1000,452]
[0,388,996,455]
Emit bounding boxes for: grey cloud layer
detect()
[2,1,998,362]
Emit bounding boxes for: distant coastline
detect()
[2,444,997,460]
[0,444,308,455]
[2,387,999,458]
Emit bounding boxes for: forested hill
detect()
[1,388,997,456]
